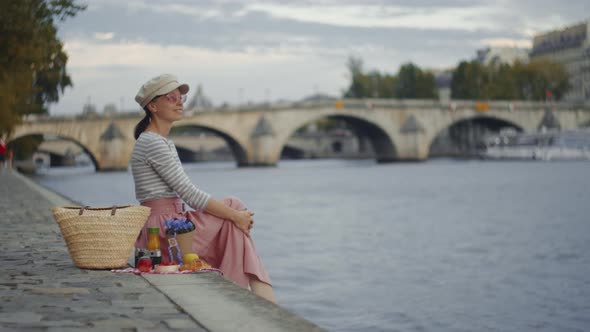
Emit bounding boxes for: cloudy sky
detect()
[52,0,589,115]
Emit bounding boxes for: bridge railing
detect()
[26,99,590,121]
[189,98,590,113]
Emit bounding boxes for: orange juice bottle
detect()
[147,227,162,265]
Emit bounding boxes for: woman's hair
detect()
[134,106,152,140]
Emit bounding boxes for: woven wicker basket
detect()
[51,205,151,269]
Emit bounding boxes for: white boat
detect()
[482,128,590,161]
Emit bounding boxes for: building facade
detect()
[530,21,590,104]
[476,46,529,65]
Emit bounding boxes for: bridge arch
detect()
[9,132,100,170]
[170,124,249,166]
[277,113,397,163]
[428,115,524,158]
[14,101,589,168]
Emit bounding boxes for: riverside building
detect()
[530,20,590,104]
[476,46,529,65]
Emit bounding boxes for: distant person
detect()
[131,74,276,303]
[0,137,6,170]
[6,148,12,169]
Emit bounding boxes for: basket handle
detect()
[78,206,90,215]
[78,205,119,216]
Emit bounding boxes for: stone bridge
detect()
[11,99,590,170]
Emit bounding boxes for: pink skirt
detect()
[135,197,271,288]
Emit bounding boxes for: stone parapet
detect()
[0,170,324,331]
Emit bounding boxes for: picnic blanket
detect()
[112,267,223,275]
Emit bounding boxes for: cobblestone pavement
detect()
[0,170,206,331]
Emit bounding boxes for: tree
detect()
[7,135,44,161]
[342,57,436,99]
[451,61,487,99]
[517,59,570,100]
[487,63,518,100]
[0,0,85,136]
[343,56,370,98]
[451,58,570,101]
[395,63,438,99]
[379,74,397,98]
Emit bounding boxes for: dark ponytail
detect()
[134,108,152,140]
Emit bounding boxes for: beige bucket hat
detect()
[135,74,189,108]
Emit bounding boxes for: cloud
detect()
[64,38,312,69]
[52,0,589,115]
[243,3,505,31]
[480,38,532,48]
[59,2,501,65]
[55,37,349,115]
[94,32,114,40]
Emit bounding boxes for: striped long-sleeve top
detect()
[130,131,211,210]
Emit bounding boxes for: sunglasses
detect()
[156,92,187,104]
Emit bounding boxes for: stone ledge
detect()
[17,170,326,332]
[144,273,324,332]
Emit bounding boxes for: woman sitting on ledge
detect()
[130,73,276,303]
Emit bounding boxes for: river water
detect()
[33,159,590,332]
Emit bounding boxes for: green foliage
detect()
[395,63,439,99]
[343,56,368,98]
[345,55,571,102]
[451,59,571,100]
[451,61,483,99]
[7,135,44,160]
[0,0,85,136]
[343,57,437,99]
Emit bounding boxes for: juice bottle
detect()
[147,227,162,265]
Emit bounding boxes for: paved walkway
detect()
[0,169,325,331]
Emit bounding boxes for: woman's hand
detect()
[231,209,255,235]
[202,198,255,236]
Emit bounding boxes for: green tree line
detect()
[343,57,439,99]
[451,59,570,100]
[0,0,85,138]
[343,56,570,101]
